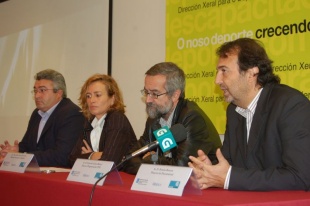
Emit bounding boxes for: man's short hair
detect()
[146,62,186,98]
[35,69,67,98]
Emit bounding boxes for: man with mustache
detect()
[0,69,84,167]
[123,62,222,174]
[189,38,310,191]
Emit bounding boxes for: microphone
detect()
[123,123,187,161]
[88,123,187,206]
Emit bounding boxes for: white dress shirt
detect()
[37,101,60,142]
[224,88,263,189]
[90,114,107,152]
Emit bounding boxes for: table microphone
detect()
[88,123,187,206]
[123,123,187,161]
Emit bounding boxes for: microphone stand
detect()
[88,145,156,206]
[88,158,128,206]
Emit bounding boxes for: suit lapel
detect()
[32,113,42,147]
[236,114,247,161]
[247,109,263,154]
[84,120,93,149]
[247,85,273,155]
[98,113,108,150]
[38,115,53,143]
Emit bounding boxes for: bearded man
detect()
[123,62,222,174]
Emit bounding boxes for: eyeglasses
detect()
[31,88,56,95]
[140,89,168,99]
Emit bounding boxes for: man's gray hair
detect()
[146,62,186,98]
[34,69,67,98]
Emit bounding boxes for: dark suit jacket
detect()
[69,110,137,169]
[19,98,84,167]
[123,98,222,174]
[222,83,310,191]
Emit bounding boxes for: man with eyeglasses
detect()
[123,62,222,174]
[0,69,84,167]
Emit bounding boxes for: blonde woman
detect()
[69,74,136,168]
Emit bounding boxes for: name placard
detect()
[0,153,40,173]
[67,159,122,186]
[131,164,200,196]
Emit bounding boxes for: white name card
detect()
[131,164,199,196]
[67,159,122,186]
[0,153,40,173]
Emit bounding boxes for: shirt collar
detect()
[91,113,107,128]
[236,88,263,118]
[159,106,176,128]
[38,100,61,117]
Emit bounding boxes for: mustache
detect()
[146,102,155,108]
[146,102,160,119]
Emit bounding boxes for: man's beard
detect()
[146,100,173,119]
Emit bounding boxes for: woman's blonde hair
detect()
[79,74,125,120]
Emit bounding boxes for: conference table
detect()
[1,170,310,206]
